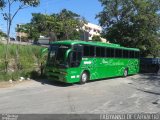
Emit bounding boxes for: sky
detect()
[0,0,103,37]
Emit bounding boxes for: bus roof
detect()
[50,40,140,51]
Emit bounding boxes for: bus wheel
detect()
[80,72,88,84]
[123,69,128,77]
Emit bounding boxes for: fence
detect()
[140,58,160,73]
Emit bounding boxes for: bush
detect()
[0,73,11,81]
[30,70,40,79]
[0,44,46,81]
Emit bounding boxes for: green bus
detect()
[45,40,140,84]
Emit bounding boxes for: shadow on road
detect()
[32,75,130,87]
[33,78,74,87]
[136,88,160,96]
[130,73,160,87]
[32,74,159,87]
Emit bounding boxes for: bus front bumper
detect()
[45,68,68,83]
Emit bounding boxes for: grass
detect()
[0,44,47,81]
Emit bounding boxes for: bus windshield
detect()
[47,44,71,67]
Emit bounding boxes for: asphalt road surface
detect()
[0,74,160,114]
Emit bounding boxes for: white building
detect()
[82,23,107,42]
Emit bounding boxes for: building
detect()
[16,24,28,42]
[16,32,28,42]
[82,23,107,42]
[16,23,107,43]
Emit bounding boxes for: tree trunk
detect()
[4,20,11,73]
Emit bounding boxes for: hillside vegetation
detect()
[0,43,46,81]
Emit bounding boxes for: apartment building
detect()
[82,23,107,42]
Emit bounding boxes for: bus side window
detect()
[90,46,95,57]
[83,46,90,56]
[96,47,101,57]
[73,45,83,52]
[129,51,134,58]
[106,48,114,58]
[115,49,123,58]
[123,50,129,58]
[135,51,140,58]
[69,51,82,67]
[83,45,95,57]
[105,48,110,57]
[95,47,105,57]
[101,47,105,57]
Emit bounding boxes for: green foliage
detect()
[0,0,4,8]
[18,9,86,41]
[92,35,101,42]
[55,9,83,40]
[97,0,160,57]
[0,0,40,74]
[0,0,39,9]
[0,30,7,37]
[0,73,11,81]
[19,0,39,7]
[0,0,40,45]
[30,70,39,79]
[0,44,45,81]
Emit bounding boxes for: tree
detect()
[20,9,86,41]
[0,0,40,72]
[1,0,39,43]
[56,9,84,40]
[0,30,7,41]
[92,35,101,42]
[97,0,160,57]
[16,23,40,42]
[0,0,4,8]
[0,30,7,38]
[31,13,58,40]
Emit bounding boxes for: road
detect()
[0,74,160,114]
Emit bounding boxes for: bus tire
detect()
[80,72,89,84]
[123,68,128,77]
